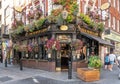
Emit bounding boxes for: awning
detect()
[81,32,113,46]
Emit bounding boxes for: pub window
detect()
[34,37,39,59]
[39,37,44,59]
[28,38,34,59]
[38,37,47,60]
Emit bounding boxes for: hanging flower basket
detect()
[72,39,83,50]
[28,43,33,52]
[53,0,61,4]
[46,38,60,52]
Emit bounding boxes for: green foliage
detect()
[80,13,95,28]
[15,25,24,34]
[66,14,75,23]
[80,13,92,26]
[35,18,46,29]
[88,56,102,69]
[89,21,95,28]
[29,22,36,32]
[97,22,104,32]
[47,15,59,23]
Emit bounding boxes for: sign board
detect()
[104,33,120,42]
[100,2,111,10]
[79,27,99,37]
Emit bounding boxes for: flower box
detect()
[77,68,100,82]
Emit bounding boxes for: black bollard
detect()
[5,58,7,67]
[20,59,23,71]
[68,45,72,79]
[68,60,72,79]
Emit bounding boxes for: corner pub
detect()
[12,21,112,72]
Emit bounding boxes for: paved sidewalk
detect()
[0,63,120,84]
[0,63,81,84]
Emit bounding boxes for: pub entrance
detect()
[61,43,70,71]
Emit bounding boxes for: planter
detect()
[77,68,100,82]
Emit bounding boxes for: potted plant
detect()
[88,55,102,69]
[77,55,102,82]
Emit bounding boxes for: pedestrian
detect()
[90,51,95,56]
[104,53,110,70]
[109,51,117,71]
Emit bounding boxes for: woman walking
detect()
[104,53,110,70]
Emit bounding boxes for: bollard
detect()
[5,58,7,67]
[20,59,23,71]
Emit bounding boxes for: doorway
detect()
[61,43,70,71]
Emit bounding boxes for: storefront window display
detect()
[38,37,48,60]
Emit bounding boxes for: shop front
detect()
[76,26,113,65]
[12,24,77,71]
[104,29,120,55]
[12,22,113,72]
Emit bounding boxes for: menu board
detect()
[56,35,71,42]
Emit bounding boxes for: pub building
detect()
[12,20,112,72]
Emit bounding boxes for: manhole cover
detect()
[0,76,13,82]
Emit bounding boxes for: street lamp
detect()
[15,12,23,71]
[60,8,68,31]
[62,8,68,20]
[61,8,72,79]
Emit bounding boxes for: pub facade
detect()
[12,21,112,72]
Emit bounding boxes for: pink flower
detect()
[46,38,60,50]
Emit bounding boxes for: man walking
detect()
[109,51,117,71]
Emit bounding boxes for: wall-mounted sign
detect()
[56,35,71,42]
[104,33,120,42]
[2,34,9,39]
[26,28,48,36]
[79,27,99,37]
[60,25,68,31]
[100,2,111,10]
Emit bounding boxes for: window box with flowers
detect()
[46,38,60,61]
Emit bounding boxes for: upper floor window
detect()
[4,25,8,34]
[113,17,115,30]
[119,0,120,11]
[114,0,116,8]
[0,2,1,9]
[5,6,10,18]
[117,20,119,32]
[119,20,120,32]
[108,14,111,27]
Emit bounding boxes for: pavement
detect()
[0,63,120,84]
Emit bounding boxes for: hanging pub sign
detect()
[25,28,48,36]
[79,26,99,37]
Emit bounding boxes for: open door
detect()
[61,43,70,71]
